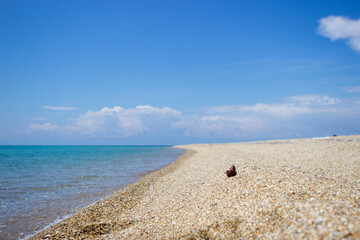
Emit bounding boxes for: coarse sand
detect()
[32,135,360,239]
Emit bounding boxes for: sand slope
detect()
[33,135,360,239]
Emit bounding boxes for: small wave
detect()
[22,213,73,240]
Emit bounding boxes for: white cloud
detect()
[240,103,311,117]
[27,98,360,140]
[318,16,360,52]
[172,115,264,138]
[343,86,360,93]
[286,95,340,105]
[43,106,77,110]
[208,95,340,119]
[30,105,181,137]
[71,105,181,137]
[28,122,58,131]
[209,103,311,118]
[174,96,329,138]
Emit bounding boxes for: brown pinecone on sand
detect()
[226,165,237,177]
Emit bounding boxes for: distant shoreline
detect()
[32,135,360,239]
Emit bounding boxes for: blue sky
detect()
[1,0,360,144]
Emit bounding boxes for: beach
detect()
[32,135,360,239]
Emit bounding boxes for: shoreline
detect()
[25,153,186,239]
[32,135,360,239]
[1,145,186,240]
[30,148,195,240]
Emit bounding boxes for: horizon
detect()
[0,134,351,146]
[1,1,360,145]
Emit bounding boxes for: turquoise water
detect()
[0,146,184,239]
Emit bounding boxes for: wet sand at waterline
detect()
[32,135,360,239]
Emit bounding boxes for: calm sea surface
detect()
[0,146,185,239]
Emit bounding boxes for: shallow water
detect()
[0,145,184,239]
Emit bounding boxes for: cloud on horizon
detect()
[318,16,360,53]
[207,95,340,118]
[27,95,360,141]
[286,95,340,105]
[67,105,179,137]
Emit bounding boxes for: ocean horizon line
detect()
[0,144,175,147]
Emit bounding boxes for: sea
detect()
[0,145,185,239]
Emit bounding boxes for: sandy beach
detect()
[32,135,360,239]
